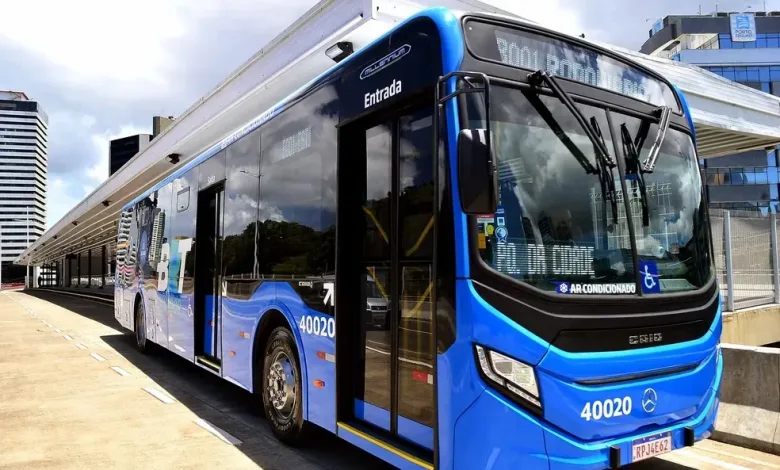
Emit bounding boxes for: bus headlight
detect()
[475,344,541,410]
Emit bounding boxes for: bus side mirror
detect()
[458,128,497,215]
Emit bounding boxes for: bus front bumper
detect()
[452,348,722,470]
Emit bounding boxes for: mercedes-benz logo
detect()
[642,388,658,413]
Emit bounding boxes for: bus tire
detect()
[261,326,309,445]
[134,298,149,354]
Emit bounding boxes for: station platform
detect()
[3,289,780,470]
[0,289,391,470]
[34,286,113,302]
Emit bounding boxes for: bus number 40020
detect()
[299,315,336,338]
[580,397,632,421]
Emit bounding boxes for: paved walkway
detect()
[0,290,390,470]
[2,289,780,470]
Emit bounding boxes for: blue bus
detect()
[114,7,722,470]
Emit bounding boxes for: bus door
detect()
[337,102,437,457]
[193,182,225,371]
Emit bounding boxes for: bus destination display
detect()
[464,19,678,111]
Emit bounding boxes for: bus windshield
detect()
[470,85,712,295]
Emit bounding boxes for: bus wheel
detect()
[134,299,148,354]
[262,326,308,445]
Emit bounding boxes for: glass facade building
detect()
[641,12,780,214]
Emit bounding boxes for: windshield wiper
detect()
[528,70,615,168]
[526,70,619,227]
[621,123,650,227]
[590,117,619,226]
[641,106,671,173]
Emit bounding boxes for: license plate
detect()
[372,313,385,324]
[631,432,672,462]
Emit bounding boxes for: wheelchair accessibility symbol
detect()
[638,261,661,294]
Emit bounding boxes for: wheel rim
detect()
[266,351,296,421]
[136,306,145,347]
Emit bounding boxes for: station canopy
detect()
[16,1,780,267]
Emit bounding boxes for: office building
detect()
[0,91,47,282]
[641,10,780,214]
[109,134,151,177]
[153,115,175,138]
[108,116,175,177]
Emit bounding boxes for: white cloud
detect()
[43,110,149,226]
[46,178,80,230]
[0,0,321,231]
[484,0,586,37]
[0,0,187,93]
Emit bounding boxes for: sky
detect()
[0,0,764,229]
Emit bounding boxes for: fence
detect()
[713,209,780,311]
[73,275,115,288]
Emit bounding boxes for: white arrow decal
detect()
[323,282,334,307]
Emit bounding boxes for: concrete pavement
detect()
[2,289,780,470]
[0,290,391,470]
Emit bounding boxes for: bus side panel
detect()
[115,209,135,330]
[135,195,163,346]
[219,67,339,431]
[276,281,336,433]
[221,282,334,432]
[152,183,174,350]
[115,278,134,331]
[120,206,141,331]
[221,282,276,388]
[245,82,338,431]
[166,171,198,361]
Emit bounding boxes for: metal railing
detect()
[65,275,115,288]
[714,209,780,311]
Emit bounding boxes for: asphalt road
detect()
[2,289,779,470]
